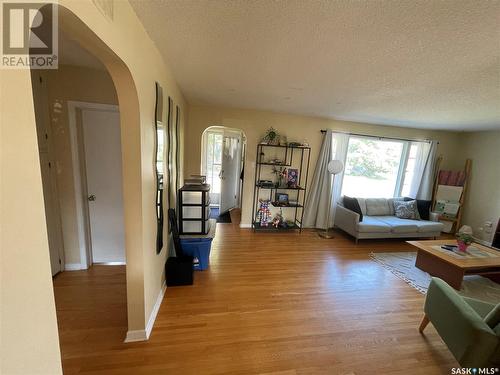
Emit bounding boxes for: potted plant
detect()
[456,232,473,252]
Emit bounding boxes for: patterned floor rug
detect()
[370,251,500,304]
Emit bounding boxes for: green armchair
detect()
[419,277,500,367]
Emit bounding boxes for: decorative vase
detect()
[457,241,469,252]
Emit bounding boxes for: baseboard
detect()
[124,281,166,343]
[145,281,167,339]
[124,329,148,343]
[64,263,82,271]
[239,223,252,228]
[93,261,126,266]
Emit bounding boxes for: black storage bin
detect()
[166,257,193,286]
[165,208,194,286]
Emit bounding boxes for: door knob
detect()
[88,194,96,201]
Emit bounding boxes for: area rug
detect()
[209,207,232,223]
[370,251,500,304]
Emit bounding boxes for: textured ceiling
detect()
[130,0,500,131]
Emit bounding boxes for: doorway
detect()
[77,103,126,264]
[201,127,246,223]
[30,24,130,366]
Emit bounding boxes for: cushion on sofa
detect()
[356,217,391,233]
[356,197,367,215]
[393,200,418,219]
[343,196,363,222]
[404,197,432,220]
[365,198,391,216]
[375,217,442,233]
[414,220,444,233]
[371,216,419,233]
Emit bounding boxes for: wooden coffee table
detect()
[408,240,500,290]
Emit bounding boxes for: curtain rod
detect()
[320,129,435,144]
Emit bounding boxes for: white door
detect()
[39,152,64,275]
[82,109,126,263]
[220,134,241,214]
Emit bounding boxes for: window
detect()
[205,131,223,194]
[341,136,424,198]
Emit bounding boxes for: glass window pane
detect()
[207,133,214,166]
[211,164,221,193]
[341,137,404,198]
[205,131,223,195]
[214,134,223,165]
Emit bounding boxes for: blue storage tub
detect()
[180,237,213,270]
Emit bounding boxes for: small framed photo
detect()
[287,169,298,188]
[277,193,289,205]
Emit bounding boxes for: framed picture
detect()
[287,169,298,188]
[277,193,289,205]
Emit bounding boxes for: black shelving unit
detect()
[178,184,211,235]
[251,144,311,232]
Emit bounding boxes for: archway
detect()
[201,126,246,223]
[30,4,145,341]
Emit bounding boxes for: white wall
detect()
[459,130,500,243]
[185,104,464,225]
[1,70,63,375]
[1,0,187,373]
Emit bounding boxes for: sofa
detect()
[334,197,444,242]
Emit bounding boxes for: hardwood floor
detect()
[53,225,457,374]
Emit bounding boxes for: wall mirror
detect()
[155,82,165,253]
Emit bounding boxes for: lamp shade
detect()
[327,160,344,175]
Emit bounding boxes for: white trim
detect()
[239,223,252,228]
[33,71,66,274]
[145,281,167,339]
[124,330,148,343]
[124,281,167,343]
[64,263,83,271]
[67,101,120,269]
[93,262,126,266]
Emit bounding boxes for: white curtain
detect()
[416,140,439,200]
[330,133,349,226]
[408,141,431,198]
[408,140,438,199]
[303,130,349,229]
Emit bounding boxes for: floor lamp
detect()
[319,160,344,239]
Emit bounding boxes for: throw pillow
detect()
[404,197,432,220]
[343,196,363,222]
[393,200,418,220]
[389,197,405,216]
[365,198,391,216]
